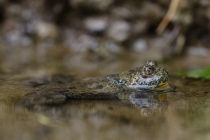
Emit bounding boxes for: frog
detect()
[18,60,170,106]
[108,60,168,89]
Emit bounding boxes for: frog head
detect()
[119,60,169,89]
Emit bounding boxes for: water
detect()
[0,47,210,140]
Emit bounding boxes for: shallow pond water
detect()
[0,47,210,140]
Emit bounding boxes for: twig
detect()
[156,0,180,34]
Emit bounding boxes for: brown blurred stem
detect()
[156,0,180,34]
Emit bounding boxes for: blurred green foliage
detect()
[176,67,210,79]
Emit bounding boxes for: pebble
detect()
[64,30,98,52]
[34,21,59,40]
[107,20,131,42]
[102,40,123,54]
[84,16,108,33]
[132,39,147,53]
[5,31,32,46]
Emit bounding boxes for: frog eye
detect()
[118,80,125,85]
[143,66,154,75]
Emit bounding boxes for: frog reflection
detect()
[129,91,168,117]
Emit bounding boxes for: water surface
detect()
[0,47,210,140]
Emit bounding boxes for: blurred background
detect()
[0,0,210,77]
[0,1,210,140]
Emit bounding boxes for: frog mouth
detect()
[154,82,170,90]
[157,81,167,87]
[128,84,157,89]
[128,81,168,89]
